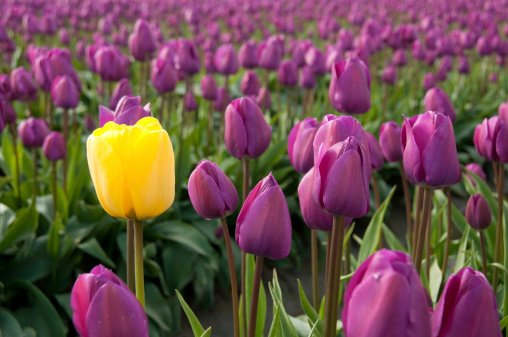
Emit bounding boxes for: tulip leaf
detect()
[381,223,406,252]
[503,203,508,319]
[357,186,396,264]
[289,315,311,337]
[200,327,212,337]
[453,226,470,273]
[307,320,320,337]
[246,254,266,337]
[77,238,116,268]
[297,280,320,324]
[0,202,38,253]
[267,305,281,337]
[429,257,443,304]
[145,282,172,333]
[0,309,23,337]
[268,270,298,337]
[175,290,205,337]
[499,315,508,330]
[162,242,197,291]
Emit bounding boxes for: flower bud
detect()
[42,131,66,161]
[238,40,258,69]
[128,19,156,62]
[95,46,130,82]
[379,121,403,162]
[381,65,396,84]
[366,132,384,170]
[174,38,200,76]
[1,100,16,124]
[201,75,218,101]
[10,67,38,102]
[51,75,80,109]
[84,114,96,132]
[288,117,319,174]
[422,73,436,90]
[256,88,272,110]
[18,117,50,148]
[473,117,508,163]
[424,87,456,123]
[458,55,470,74]
[277,60,298,87]
[465,193,492,230]
[225,97,271,160]
[240,71,260,96]
[183,92,198,112]
[214,44,239,75]
[213,87,232,112]
[300,66,316,89]
[258,38,282,70]
[151,58,177,95]
[188,160,239,219]
[304,47,327,76]
[100,96,151,127]
[110,79,133,110]
[236,173,291,259]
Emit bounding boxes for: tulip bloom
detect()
[236,173,291,260]
[10,67,38,102]
[51,75,80,109]
[214,44,239,75]
[240,71,261,96]
[329,57,371,115]
[314,137,370,218]
[432,267,501,337]
[18,118,50,148]
[424,88,456,123]
[87,117,174,220]
[256,88,272,111]
[258,38,282,70]
[174,38,200,76]
[278,60,298,87]
[224,97,272,160]
[300,66,316,89]
[379,121,403,162]
[71,265,149,337]
[465,194,491,230]
[200,75,218,101]
[110,79,134,110]
[128,19,156,62]
[42,132,66,161]
[343,250,431,337]
[288,118,319,174]
[464,163,487,186]
[473,117,508,163]
[238,40,258,69]
[188,161,239,219]
[366,132,383,170]
[100,96,151,127]
[401,111,461,187]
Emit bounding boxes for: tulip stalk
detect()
[480,230,488,275]
[241,156,250,337]
[412,187,424,258]
[9,124,21,206]
[134,220,145,308]
[52,161,57,219]
[493,162,505,294]
[414,188,433,274]
[63,109,68,194]
[127,219,135,293]
[399,163,413,248]
[220,217,240,337]
[311,230,319,310]
[32,148,38,198]
[207,102,213,157]
[247,256,264,337]
[442,187,453,274]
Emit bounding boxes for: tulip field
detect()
[2,0,508,336]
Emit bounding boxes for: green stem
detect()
[480,231,487,275]
[493,162,504,294]
[399,163,413,248]
[32,148,37,199]
[134,220,145,308]
[311,230,319,310]
[412,187,424,259]
[442,187,452,275]
[127,219,135,293]
[330,217,345,336]
[10,124,21,206]
[242,157,250,337]
[247,256,264,337]
[52,162,57,220]
[221,217,240,337]
[414,188,433,275]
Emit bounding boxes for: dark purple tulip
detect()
[343,250,431,337]
[238,40,258,69]
[499,102,508,124]
[473,117,508,163]
[10,67,38,102]
[71,265,149,337]
[240,71,260,96]
[338,29,354,51]
[366,132,383,170]
[183,92,198,112]
[213,87,232,112]
[458,56,470,74]
[424,88,456,123]
[256,88,272,110]
[325,49,342,72]
[42,132,66,161]
[98,17,113,35]
[440,55,453,72]
[288,118,319,174]
[258,38,282,71]
[392,49,407,67]
[304,47,326,76]
[477,36,492,56]
[201,75,218,101]
[174,39,200,76]
[76,40,86,60]
[51,75,80,109]
[109,79,133,110]
[128,19,156,62]
[278,60,298,87]
[465,194,491,230]
[84,114,96,132]
[379,121,403,162]
[18,118,50,148]
[0,75,14,101]
[33,55,52,92]
[292,41,310,68]
[465,163,486,187]
[95,46,129,82]
[314,137,370,218]
[402,111,461,187]
[381,65,396,85]
[214,44,238,75]
[224,97,271,160]
[151,58,177,95]
[329,57,371,115]
[188,160,239,219]
[423,73,436,91]
[432,267,501,337]
[99,96,150,127]
[59,29,70,46]
[300,66,316,89]
[86,45,100,73]
[23,14,39,35]
[235,173,291,260]
[412,40,426,60]
[1,100,16,124]
[204,52,215,74]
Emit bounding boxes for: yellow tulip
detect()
[87,117,175,220]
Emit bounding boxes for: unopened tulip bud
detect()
[424,88,456,123]
[110,79,133,110]
[278,60,298,87]
[42,132,66,161]
[465,194,491,230]
[379,121,403,162]
[201,75,218,101]
[366,132,383,170]
[100,96,150,127]
[18,118,50,148]
[288,117,319,174]
[240,71,260,96]
[256,88,271,110]
[214,44,239,75]
[51,75,80,109]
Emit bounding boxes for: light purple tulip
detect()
[424,88,456,123]
[288,117,319,174]
[379,121,403,162]
[100,96,150,127]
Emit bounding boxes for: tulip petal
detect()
[99,105,114,128]
[240,99,271,158]
[402,118,425,185]
[188,167,226,219]
[225,105,248,159]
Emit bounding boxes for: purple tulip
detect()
[213,87,232,112]
[432,267,501,337]
[71,265,149,337]
[10,67,38,102]
[240,71,260,96]
[458,56,470,74]
[329,57,371,115]
[84,114,96,132]
[499,102,508,124]
[99,96,150,127]
[174,38,200,76]
[224,97,271,160]
[288,118,319,174]
[292,41,310,68]
[51,75,80,109]
[343,250,431,337]
[305,47,327,76]
[59,29,70,45]
[278,60,298,87]
[204,52,215,74]
[392,49,407,67]
[42,132,66,161]
[256,88,272,110]
[128,19,156,62]
[464,163,486,187]
[379,121,403,162]
[188,160,239,219]
[258,38,282,71]
[423,73,436,90]
[381,65,396,85]
[465,194,492,230]
[183,92,198,112]
[300,66,316,89]
[214,44,239,75]
[23,14,39,35]
[201,75,218,101]
[402,111,461,187]
[473,117,508,163]
[238,40,258,69]
[95,46,129,82]
[366,132,384,170]
[109,79,133,110]
[151,58,177,95]
[424,88,456,123]
[236,173,291,260]
[0,74,14,101]
[18,118,50,148]
[1,100,16,124]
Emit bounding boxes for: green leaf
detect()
[77,238,116,268]
[429,257,443,304]
[145,283,172,333]
[200,327,212,337]
[176,290,205,337]
[246,254,266,337]
[382,223,406,252]
[499,315,508,330]
[267,305,281,337]
[47,216,64,260]
[358,186,396,264]
[162,242,197,291]
[0,203,38,253]
[0,309,23,337]
[289,316,311,337]
[453,226,470,273]
[297,280,320,324]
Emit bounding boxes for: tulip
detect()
[258,38,282,70]
[214,44,239,75]
[174,38,200,76]
[240,71,261,96]
[256,88,272,110]
[432,267,501,337]
[0,74,14,101]
[151,58,177,95]
[278,60,298,87]
[235,173,291,260]
[379,121,403,162]
[305,47,327,76]
[201,75,219,101]
[100,96,151,128]
[51,75,80,109]
[203,52,216,73]
[188,160,239,219]
[288,117,319,174]
[87,117,174,220]
[10,67,38,102]
[343,250,431,337]
[18,118,50,148]
[458,56,470,74]
[84,114,96,132]
[401,111,461,187]
[366,132,383,170]
[47,49,82,91]
[329,57,371,114]
[473,117,508,163]
[1,101,16,124]
[59,29,70,45]
[94,46,130,82]
[314,137,370,218]
[225,97,271,160]
[424,88,456,123]
[42,132,66,161]
[392,49,407,67]
[466,194,491,230]
[423,73,436,90]
[464,163,486,186]
[214,87,232,112]
[300,66,316,89]
[238,40,258,69]
[110,79,134,110]
[71,265,149,337]
[183,92,198,112]
[128,19,156,62]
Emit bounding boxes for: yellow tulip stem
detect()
[134,220,145,308]
[127,219,135,293]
